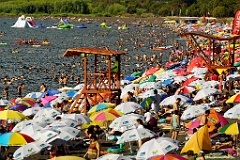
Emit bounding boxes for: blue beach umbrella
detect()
[124,76,139,81]
[46,89,60,96]
[158,78,173,88]
[66,91,77,98]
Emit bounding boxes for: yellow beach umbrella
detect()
[181,125,212,154]
[88,103,116,114]
[0,110,28,121]
[81,121,104,130]
[49,156,85,160]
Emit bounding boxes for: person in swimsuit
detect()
[171,110,180,140]
[84,134,100,160]
[199,110,210,128]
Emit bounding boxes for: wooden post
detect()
[83,53,87,115]
[108,55,112,102]
[232,39,236,67]
[94,54,97,105]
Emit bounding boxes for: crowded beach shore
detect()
[0,16,239,160]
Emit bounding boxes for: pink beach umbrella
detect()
[149,154,187,160]
[41,96,57,106]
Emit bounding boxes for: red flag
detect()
[232,10,240,35]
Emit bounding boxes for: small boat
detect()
[152,46,174,51]
[42,41,51,45]
[0,42,7,45]
[32,43,41,47]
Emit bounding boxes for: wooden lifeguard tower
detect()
[179,31,240,76]
[63,48,127,115]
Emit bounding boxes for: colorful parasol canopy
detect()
[186,109,228,134]
[218,122,240,135]
[149,154,187,160]
[7,104,28,111]
[88,103,116,114]
[0,132,34,146]
[89,110,119,121]
[226,93,240,103]
[0,110,28,121]
[182,77,198,86]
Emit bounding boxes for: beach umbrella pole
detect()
[129,141,133,155]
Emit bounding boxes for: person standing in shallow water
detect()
[17,83,25,97]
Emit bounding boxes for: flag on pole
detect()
[232,10,240,35]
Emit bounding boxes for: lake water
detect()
[0,17,183,99]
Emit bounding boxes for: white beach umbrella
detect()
[173,76,187,83]
[181,104,210,120]
[97,154,131,160]
[45,118,79,129]
[12,120,46,132]
[139,82,156,89]
[20,125,44,137]
[33,129,59,142]
[24,92,45,99]
[136,139,178,160]
[22,107,42,116]
[0,99,9,107]
[109,113,144,132]
[191,67,208,75]
[224,104,240,119]
[58,86,74,92]
[226,74,240,81]
[200,80,219,89]
[73,83,85,90]
[137,89,166,99]
[160,95,190,106]
[155,71,176,81]
[156,137,180,145]
[120,84,139,98]
[116,128,156,144]
[188,79,205,87]
[47,127,80,143]
[193,88,220,101]
[13,141,51,160]
[60,113,92,124]
[120,80,132,86]
[33,108,61,124]
[115,102,142,114]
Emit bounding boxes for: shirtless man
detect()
[122,91,131,103]
[173,98,181,112]
[199,110,210,128]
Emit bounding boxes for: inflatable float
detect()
[100,22,112,29]
[75,24,87,29]
[11,15,40,28]
[118,24,128,30]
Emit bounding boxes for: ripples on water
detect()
[0,18,183,99]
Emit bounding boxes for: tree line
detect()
[0,0,239,17]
